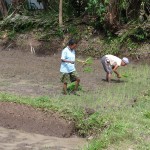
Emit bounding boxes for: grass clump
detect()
[144,111,150,119]
[76,112,108,137]
[67,82,82,92]
[83,66,93,73]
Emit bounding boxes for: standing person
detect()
[60,39,80,95]
[101,54,129,82]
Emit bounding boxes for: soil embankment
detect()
[0,102,74,137]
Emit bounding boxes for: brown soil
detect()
[0,101,74,138]
[0,48,105,138]
[0,126,86,150]
[0,47,128,138]
[0,42,149,150]
[0,48,106,97]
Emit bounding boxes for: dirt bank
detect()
[0,102,75,138]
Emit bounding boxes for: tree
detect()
[105,0,119,29]
[69,0,87,17]
[59,0,63,26]
[12,0,24,7]
[0,0,8,17]
[126,0,142,20]
[11,0,26,13]
[39,0,49,11]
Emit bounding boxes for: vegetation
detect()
[0,63,150,149]
[0,0,149,56]
[0,1,149,149]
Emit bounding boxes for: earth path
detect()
[0,127,86,150]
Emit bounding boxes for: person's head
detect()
[121,57,129,66]
[68,39,78,50]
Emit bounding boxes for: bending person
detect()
[101,54,129,82]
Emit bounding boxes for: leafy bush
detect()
[85,0,107,27]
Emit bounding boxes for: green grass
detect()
[67,82,82,92]
[0,63,150,149]
[84,95,150,150]
[83,66,93,73]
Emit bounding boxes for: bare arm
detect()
[113,65,121,78]
[61,59,74,64]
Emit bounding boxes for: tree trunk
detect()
[104,0,120,31]
[0,0,8,17]
[59,0,63,26]
[108,0,119,25]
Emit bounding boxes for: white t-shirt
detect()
[105,55,122,66]
[60,46,76,73]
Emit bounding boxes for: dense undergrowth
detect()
[0,11,149,57]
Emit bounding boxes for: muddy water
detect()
[0,127,87,150]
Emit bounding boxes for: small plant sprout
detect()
[121,73,129,78]
[77,57,93,66]
[67,82,82,92]
[77,57,93,73]
[83,66,93,73]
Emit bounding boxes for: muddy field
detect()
[0,48,106,149]
[0,48,106,97]
[0,46,149,149]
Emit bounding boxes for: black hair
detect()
[68,39,77,45]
